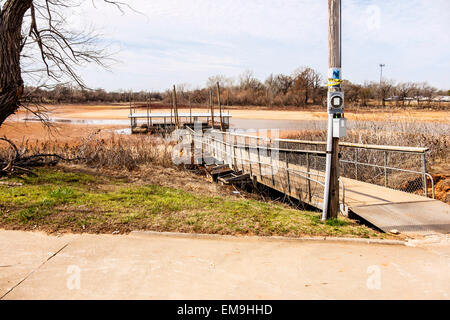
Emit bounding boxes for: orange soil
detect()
[0,121,125,144]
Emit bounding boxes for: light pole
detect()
[379,64,385,85]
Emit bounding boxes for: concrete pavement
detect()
[0,230,449,300]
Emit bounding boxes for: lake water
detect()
[18,116,450,136]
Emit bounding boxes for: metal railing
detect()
[187,129,350,213]
[184,129,435,205]
[276,138,435,199]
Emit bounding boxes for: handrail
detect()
[188,131,435,201]
[193,137,327,156]
[207,130,429,153]
[425,173,436,199]
[276,138,428,153]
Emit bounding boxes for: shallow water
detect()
[22,117,131,126]
[18,116,450,136]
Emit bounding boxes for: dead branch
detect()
[0,136,83,176]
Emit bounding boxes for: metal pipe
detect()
[322,113,334,221]
[422,153,428,198]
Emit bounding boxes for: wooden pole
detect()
[209,89,214,128]
[323,0,341,220]
[146,95,150,130]
[129,92,133,131]
[172,85,179,129]
[216,82,223,131]
[129,92,132,115]
[149,98,152,126]
[189,96,192,124]
[170,90,173,127]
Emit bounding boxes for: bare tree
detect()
[272,74,293,95]
[0,0,128,127]
[206,75,233,90]
[378,80,395,108]
[359,82,373,107]
[238,70,263,91]
[420,83,436,106]
[341,80,361,105]
[396,82,414,106]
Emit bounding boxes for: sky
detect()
[66,0,450,91]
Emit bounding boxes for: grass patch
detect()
[0,167,387,238]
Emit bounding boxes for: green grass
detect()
[0,168,385,238]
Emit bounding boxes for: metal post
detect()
[422,153,428,197]
[257,139,262,181]
[269,146,275,186]
[240,139,244,172]
[285,151,291,194]
[233,136,238,170]
[248,146,253,177]
[307,153,312,202]
[384,151,388,187]
[222,132,226,163]
[355,148,358,180]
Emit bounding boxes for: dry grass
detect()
[280,119,450,203]
[281,120,449,168]
[0,132,175,171]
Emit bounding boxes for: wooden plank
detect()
[218,174,251,184]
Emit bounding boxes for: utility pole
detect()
[323,0,346,221]
[216,82,223,131]
[379,64,385,86]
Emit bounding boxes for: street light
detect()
[379,64,385,85]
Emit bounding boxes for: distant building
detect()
[433,96,450,102]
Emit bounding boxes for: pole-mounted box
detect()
[328,91,344,114]
[333,117,347,138]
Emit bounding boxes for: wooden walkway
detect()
[194,131,450,235]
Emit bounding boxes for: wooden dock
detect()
[129,112,231,134]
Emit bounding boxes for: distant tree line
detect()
[23,67,449,108]
[23,85,162,104]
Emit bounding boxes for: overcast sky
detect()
[70,0,450,91]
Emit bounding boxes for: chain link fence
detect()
[185,129,435,215]
[276,138,435,198]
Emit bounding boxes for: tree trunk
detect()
[0,0,32,127]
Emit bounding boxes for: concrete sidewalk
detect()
[0,230,449,300]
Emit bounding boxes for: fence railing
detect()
[184,128,435,204]
[186,129,349,213]
[276,138,435,199]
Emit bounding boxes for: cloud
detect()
[67,0,450,90]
